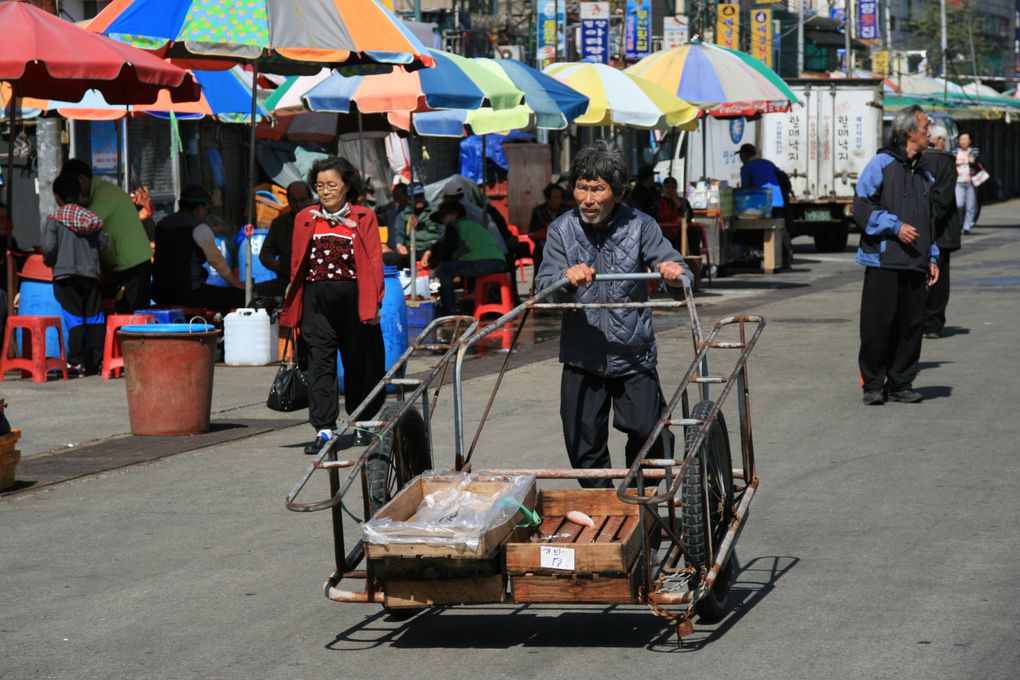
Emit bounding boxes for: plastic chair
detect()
[472,273,515,320]
[101,314,156,379]
[514,232,536,284]
[0,316,68,382]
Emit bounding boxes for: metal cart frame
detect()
[286,273,765,641]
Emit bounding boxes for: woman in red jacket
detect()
[281,156,386,454]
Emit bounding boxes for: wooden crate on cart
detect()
[365,474,537,608]
[0,429,21,491]
[505,489,649,604]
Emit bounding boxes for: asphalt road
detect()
[2,217,1019,680]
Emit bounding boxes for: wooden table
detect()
[732,218,786,274]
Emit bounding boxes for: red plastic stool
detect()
[101,314,155,379]
[472,273,515,320]
[0,316,68,382]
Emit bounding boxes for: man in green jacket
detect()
[59,160,152,313]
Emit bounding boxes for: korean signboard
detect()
[581,2,610,64]
[751,9,772,68]
[625,0,651,61]
[716,3,739,51]
[858,0,878,44]
[537,0,565,64]
[663,15,689,49]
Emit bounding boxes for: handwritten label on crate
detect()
[540,546,575,571]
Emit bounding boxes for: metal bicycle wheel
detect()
[681,400,736,621]
[365,401,431,518]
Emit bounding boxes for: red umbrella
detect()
[0,1,200,309]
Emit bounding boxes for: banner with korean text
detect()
[581,2,610,64]
[537,0,566,65]
[716,3,739,50]
[751,9,772,68]
[625,0,652,61]
[858,0,879,44]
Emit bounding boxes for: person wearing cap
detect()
[421,200,506,316]
[280,156,387,454]
[152,184,245,312]
[59,159,153,313]
[442,180,508,256]
[375,181,411,267]
[395,183,444,260]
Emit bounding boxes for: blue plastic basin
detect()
[120,323,216,334]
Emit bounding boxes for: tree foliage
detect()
[907,0,994,77]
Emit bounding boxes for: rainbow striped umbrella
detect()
[625,41,799,118]
[4,68,267,122]
[543,62,697,130]
[87,0,434,73]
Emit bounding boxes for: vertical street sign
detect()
[872,49,889,76]
[716,3,740,50]
[858,0,879,44]
[663,15,689,49]
[625,0,652,61]
[537,0,566,66]
[581,2,611,64]
[751,9,773,68]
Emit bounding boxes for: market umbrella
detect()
[90,0,435,304]
[4,68,268,122]
[0,1,200,311]
[625,40,799,118]
[474,58,589,130]
[542,62,698,130]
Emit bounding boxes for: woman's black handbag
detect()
[266,331,308,412]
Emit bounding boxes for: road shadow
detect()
[917,360,953,371]
[940,326,970,338]
[323,555,799,651]
[917,386,953,400]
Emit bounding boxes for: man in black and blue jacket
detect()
[854,105,940,405]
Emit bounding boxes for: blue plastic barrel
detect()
[338,266,408,394]
[17,280,68,357]
[204,236,233,288]
[237,229,275,284]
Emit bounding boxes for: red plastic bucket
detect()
[118,325,221,435]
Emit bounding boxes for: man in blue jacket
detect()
[854,105,940,405]
[536,141,692,487]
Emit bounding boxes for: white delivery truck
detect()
[760,78,884,252]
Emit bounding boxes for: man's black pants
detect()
[560,365,674,489]
[859,266,926,392]
[924,251,952,336]
[301,280,385,432]
[54,276,105,371]
[111,260,152,314]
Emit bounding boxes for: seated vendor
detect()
[152,184,245,313]
[420,200,506,316]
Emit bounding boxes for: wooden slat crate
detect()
[365,474,538,560]
[0,429,22,491]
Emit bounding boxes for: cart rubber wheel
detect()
[681,400,735,620]
[694,551,736,623]
[365,401,431,518]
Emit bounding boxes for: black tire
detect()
[365,401,431,517]
[813,222,849,252]
[682,400,735,620]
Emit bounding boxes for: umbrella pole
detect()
[5,81,16,316]
[245,60,260,307]
[408,114,417,305]
[357,110,366,181]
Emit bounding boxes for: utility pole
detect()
[940,0,947,78]
[797,0,804,76]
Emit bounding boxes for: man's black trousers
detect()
[924,251,952,336]
[300,280,385,432]
[54,275,105,371]
[560,364,674,489]
[859,266,926,392]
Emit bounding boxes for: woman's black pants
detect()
[300,280,386,432]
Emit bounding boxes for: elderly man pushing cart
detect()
[536,141,693,487]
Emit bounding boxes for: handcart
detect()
[285,273,765,642]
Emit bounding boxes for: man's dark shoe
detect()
[352,429,374,447]
[304,432,331,455]
[862,390,885,405]
[887,388,923,403]
[923,331,941,339]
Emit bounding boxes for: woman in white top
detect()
[953,133,980,234]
